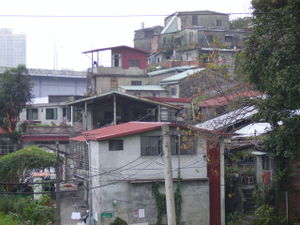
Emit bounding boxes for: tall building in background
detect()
[0,28,26,67]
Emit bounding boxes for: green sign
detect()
[101,212,113,218]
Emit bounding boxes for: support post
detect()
[70,105,74,126]
[158,105,161,122]
[162,124,176,225]
[55,141,61,225]
[84,102,88,131]
[113,94,117,125]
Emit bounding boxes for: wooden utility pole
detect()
[162,124,177,225]
[55,141,61,225]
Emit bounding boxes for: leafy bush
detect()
[0,195,15,214]
[0,195,54,225]
[110,217,128,225]
[226,212,244,225]
[251,204,285,225]
[0,212,21,225]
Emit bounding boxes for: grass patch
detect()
[0,212,21,225]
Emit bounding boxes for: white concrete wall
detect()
[20,105,67,126]
[89,129,209,225]
[91,130,207,181]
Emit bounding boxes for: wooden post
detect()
[162,124,176,225]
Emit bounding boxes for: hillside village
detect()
[0,5,299,225]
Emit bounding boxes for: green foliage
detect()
[0,195,54,225]
[152,182,166,225]
[230,17,252,30]
[0,212,21,225]
[0,65,32,132]
[147,64,167,72]
[242,0,300,160]
[109,217,128,225]
[226,212,244,225]
[0,146,57,191]
[152,181,182,225]
[251,204,286,225]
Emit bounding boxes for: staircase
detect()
[242,186,256,213]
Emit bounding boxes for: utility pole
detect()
[162,124,177,225]
[55,141,61,225]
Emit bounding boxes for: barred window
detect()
[109,140,124,151]
[141,136,162,156]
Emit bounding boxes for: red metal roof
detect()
[144,97,192,103]
[70,122,168,142]
[198,91,262,107]
[82,45,149,54]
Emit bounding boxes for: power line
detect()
[0,13,254,18]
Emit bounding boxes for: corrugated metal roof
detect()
[147,65,196,76]
[233,122,271,138]
[70,121,168,141]
[67,91,181,109]
[198,91,262,107]
[195,106,257,130]
[160,68,205,84]
[119,85,166,91]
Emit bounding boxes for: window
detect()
[113,54,120,67]
[216,19,223,26]
[141,136,162,156]
[46,108,57,120]
[109,140,124,151]
[131,80,142,86]
[171,87,177,96]
[189,32,194,43]
[262,156,269,170]
[26,108,38,120]
[192,15,198,26]
[129,60,140,67]
[225,35,233,42]
[152,92,160,97]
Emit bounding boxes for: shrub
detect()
[110,217,128,225]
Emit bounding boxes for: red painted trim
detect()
[207,140,221,225]
[82,45,149,54]
[22,135,69,142]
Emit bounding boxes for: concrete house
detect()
[140,10,249,67]
[70,121,225,225]
[0,67,87,98]
[83,46,149,95]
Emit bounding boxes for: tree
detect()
[241,0,300,221]
[0,146,57,192]
[242,0,300,158]
[0,65,32,132]
[230,17,252,30]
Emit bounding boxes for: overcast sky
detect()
[0,0,252,71]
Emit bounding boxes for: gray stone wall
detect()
[95,180,209,225]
